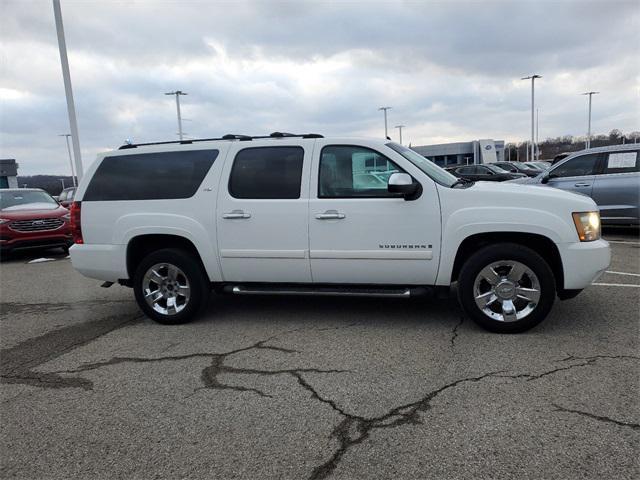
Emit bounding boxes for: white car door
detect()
[216,141,313,283]
[308,141,441,285]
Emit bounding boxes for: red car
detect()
[0,188,73,255]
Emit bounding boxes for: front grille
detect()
[9,218,65,232]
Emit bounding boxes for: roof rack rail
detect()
[118,133,324,150]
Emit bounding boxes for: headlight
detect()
[0,218,9,224]
[62,213,71,221]
[572,211,601,242]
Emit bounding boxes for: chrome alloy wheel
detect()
[473,260,541,323]
[142,263,191,315]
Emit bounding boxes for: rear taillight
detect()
[70,201,83,244]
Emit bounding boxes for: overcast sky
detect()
[1,0,639,175]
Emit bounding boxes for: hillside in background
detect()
[16,175,76,196]
[505,129,640,161]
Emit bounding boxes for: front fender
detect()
[436,206,575,285]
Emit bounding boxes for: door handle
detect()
[574,182,591,187]
[223,209,251,219]
[315,210,346,220]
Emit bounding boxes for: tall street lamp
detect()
[52,0,83,180]
[521,74,541,163]
[165,90,188,140]
[378,106,391,138]
[58,134,76,187]
[581,91,599,149]
[394,125,405,145]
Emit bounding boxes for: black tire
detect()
[457,243,555,333]
[133,248,210,325]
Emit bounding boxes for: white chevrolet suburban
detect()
[69,133,611,333]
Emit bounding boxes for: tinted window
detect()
[476,166,491,174]
[495,163,516,172]
[551,154,599,178]
[84,150,217,201]
[319,145,406,198]
[229,147,303,199]
[458,166,475,174]
[603,151,639,174]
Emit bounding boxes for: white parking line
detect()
[606,240,640,245]
[593,282,640,288]
[606,270,640,277]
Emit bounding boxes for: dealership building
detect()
[410,139,505,167]
[0,159,19,189]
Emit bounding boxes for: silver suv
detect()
[511,144,639,225]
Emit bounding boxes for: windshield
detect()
[386,142,458,187]
[524,162,543,171]
[0,190,57,210]
[486,164,509,173]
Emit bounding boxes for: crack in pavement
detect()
[492,354,640,382]
[53,338,347,399]
[553,403,640,431]
[307,371,502,480]
[306,354,640,480]
[0,314,142,390]
[450,316,464,350]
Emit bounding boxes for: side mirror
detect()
[541,172,551,184]
[388,173,419,200]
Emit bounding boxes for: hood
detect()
[460,180,597,210]
[1,203,68,219]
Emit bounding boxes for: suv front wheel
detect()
[458,243,556,333]
[133,248,210,324]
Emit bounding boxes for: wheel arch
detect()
[449,232,564,292]
[126,234,210,282]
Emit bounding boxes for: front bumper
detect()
[558,239,611,290]
[0,230,73,252]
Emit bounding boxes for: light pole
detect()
[52,0,84,181]
[59,178,65,191]
[536,108,539,160]
[394,125,405,145]
[378,106,391,138]
[165,90,187,140]
[58,134,76,187]
[581,91,599,149]
[522,74,541,163]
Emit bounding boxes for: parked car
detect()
[552,152,572,165]
[523,161,551,171]
[70,133,610,333]
[530,161,551,169]
[58,187,76,208]
[493,161,541,177]
[445,164,526,182]
[0,188,73,254]
[509,144,640,225]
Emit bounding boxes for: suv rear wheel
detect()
[133,248,209,324]
[458,243,555,333]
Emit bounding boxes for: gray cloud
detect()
[0,0,638,175]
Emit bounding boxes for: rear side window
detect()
[229,147,304,199]
[604,151,639,174]
[552,154,599,178]
[84,150,218,201]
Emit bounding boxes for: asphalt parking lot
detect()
[1,229,638,480]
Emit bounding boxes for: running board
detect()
[224,285,433,298]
